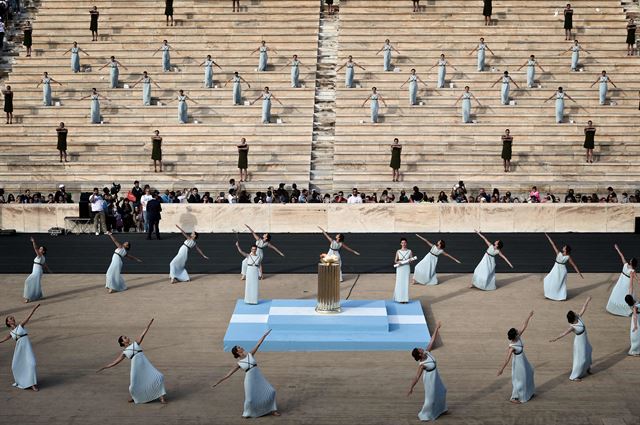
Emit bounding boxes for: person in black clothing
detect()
[563,4,573,40]
[90,6,99,41]
[187,187,201,203]
[583,120,596,164]
[410,186,424,202]
[131,180,143,207]
[2,84,12,124]
[483,0,492,26]
[56,122,68,162]
[232,0,240,13]
[165,0,174,26]
[54,184,72,203]
[626,18,636,56]
[146,192,162,240]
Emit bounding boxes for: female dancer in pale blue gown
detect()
[469,37,494,71]
[153,40,179,72]
[497,311,535,403]
[212,329,280,418]
[625,295,640,355]
[591,70,617,105]
[280,54,310,88]
[169,224,209,283]
[170,89,198,124]
[561,40,590,71]
[251,41,278,72]
[80,88,110,124]
[400,69,428,106]
[97,318,167,404]
[224,71,251,105]
[428,54,458,89]
[200,54,222,88]
[377,39,400,71]
[471,230,514,291]
[336,55,366,88]
[319,227,360,282]
[241,225,285,280]
[492,71,519,105]
[517,55,545,88]
[250,87,283,124]
[99,56,127,89]
[544,87,576,123]
[542,233,583,301]
[131,71,161,106]
[105,232,142,294]
[606,245,638,316]
[408,321,447,421]
[549,297,593,381]
[394,238,416,303]
[1,304,40,391]
[454,86,481,124]
[362,87,387,124]
[63,41,89,73]
[236,243,262,304]
[36,72,62,106]
[23,237,51,303]
[412,236,461,285]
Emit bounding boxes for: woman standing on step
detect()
[501,129,513,173]
[377,39,400,72]
[318,227,360,282]
[428,54,458,89]
[407,321,447,421]
[390,138,402,182]
[169,89,197,124]
[394,238,416,303]
[36,72,62,107]
[400,69,427,106]
[583,120,596,163]
[224,71,251,105]
[337,55,365,88]
[606,244,638,316]
[542,233,583,301]
[169,224,209,283]
[0,303,40,391]
[454,86,481,124]
[590,70,617,106]
[561,40,589,71]
[56,122,68,162]
[80,88,109,124]
[517,55,545,88]
[201,54,222,88]
[362,87,387,124]
[280,54,310,88]
[549,297,593,381]
[2,85,13,124]
[165,0,174,26]
[497,310,535,403]
[23,237,51,303]
[241,224,285,280]
[22,21,32,57]
[252,41,277,72]
[250,87,282,124]
[131,71,160,106]
[150,130,163,172]
[625,295,640,355]
[544,87,575,124]
[89,6,99,41]
[471,230,513,291]
[63,41,89,73]
[212,329,279,417]
[412,236,461,285]
[469,37,494,72]
[105,232,142,293]
[99,56,127,89]
[97,318,167,404]
[491,71,519,105]
[563,4,574,40]
[153,40,179,72]
[483,0,492,25]
[238,137,249,182]
[626,18,637,56]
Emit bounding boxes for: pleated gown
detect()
[238,353,277,418]
[10,325,37,389]
[23,255,45,301]
[543,253,569,301]
[123,342,166,403]
[569,317,592,380]
[413,246,443,285]
[606,263,634,316]
[509,338,535,403]
[417,352,447,421]
[169,239,196,282]
[394,249,413,302]
[472,245,499,290]
[106,247,128,292]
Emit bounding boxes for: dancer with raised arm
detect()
[36,72,62,106]
[252,41,278,72]
[131,71,161,106]
[1,304,40,391]
[169,224,209,284]
[517,55,545,88]
[212,329,279,418]
[624,295,640,356]
[99,56,127,89]
[412,235,461,285]
[590,70,617,105]
[241,224,285,280]
[362,87,387,124]
[454,86,481,124]
[225,71,250,105]
[280,54,310,88]
[63,41,89,73]
[469,37,494,72]
[105,232,142,293]
[542,233,583,301]
[544,87,575,124]
[97,318,167,404]
[549,297,593,381]
[318,226,360,282]
[606,244,638,316]
[236,242,261,304]
[561,40,590,71]
[250,87,283,124]
[377,39,400,71]
[394,238,416,303]
[201,54,222,88]
[491,71,519,105]
[497,311,535,403]
[400,69,428,106]
[407,321,447,421]
[23,237,51,303]
[80,88,109,124]
[428,54,458,89]
[153,40,179,72]
[471,230,514,290]
[337,55,366,88]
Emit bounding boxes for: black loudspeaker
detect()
[635,217,640,234]
[79,192,92,218]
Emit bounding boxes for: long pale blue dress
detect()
[261,93,272,124]
[244,254,261,304]
[142,77,151,106]
[413,246,443,285]
[71,47,80,72]
[123,342,166,404]
[9,325,37,389]
[370,94,379,123]
[162,45,171,72]
[41,77,52,106]
[543,253,569,300]
[606,263,634,316]
[394,249,413,302]
[290,60,300,88]
[238,353,277,418]
[23,255,45,301]
[509,338,535,403]
[204,60,213,88]
[178,95,188,123]
[383,44,392,71]
[327,240,343,281]
[629,303,640,355]
[169,239,196,282]
[569,317,592,380]
[408,75,418,105]
[241,240,268,278]
[109,61,119,89]
[500,76,510,105]
[461,92,471,123]
[90,94,100,123]
[345,62,354,88]
[232,75,242,105]
[598,75,609,105]
[526,59,536,87]
[555,92,565,123]
[477,43,486,71]
[418,352,447,421]
[570,45,580,71]
[106,247,128,292]
[472,245,499,290]
[258,46,268,71]
[437,59,446,88]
